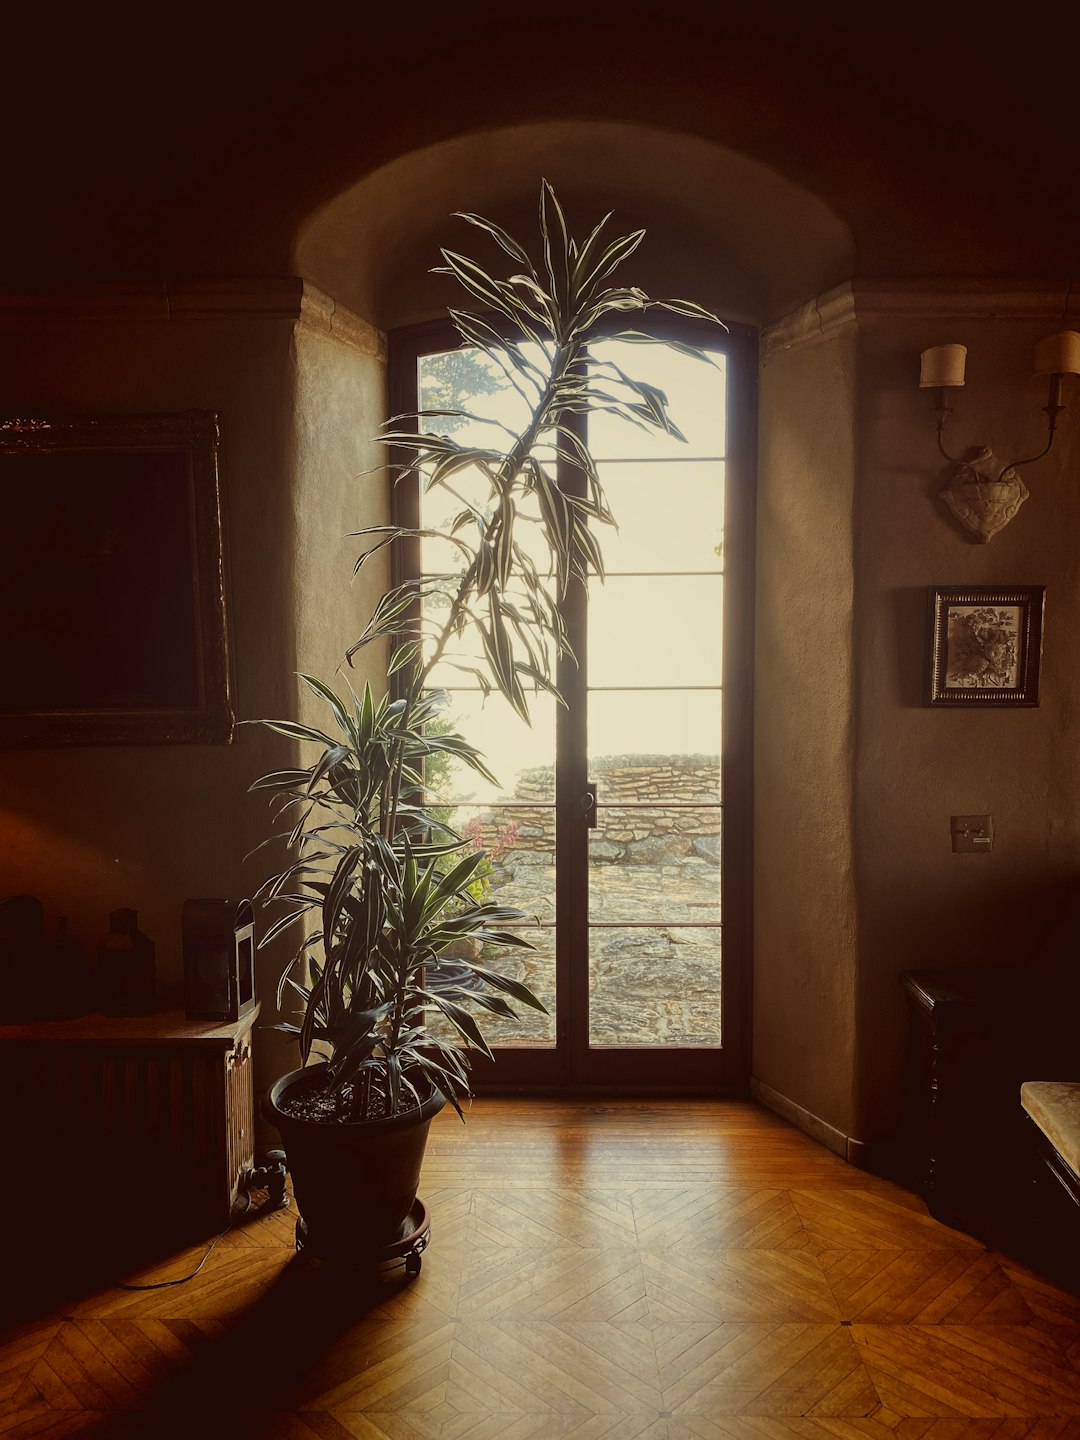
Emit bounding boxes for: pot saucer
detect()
[294,1196,431,1275]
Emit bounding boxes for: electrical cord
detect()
[116,1192,252,1291]
[116,1162,289,1291]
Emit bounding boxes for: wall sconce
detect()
[920,331,1080,541]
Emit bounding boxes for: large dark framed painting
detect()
[0,412,235,744]
[926,585,1044,707]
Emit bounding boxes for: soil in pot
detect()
[275,1068,420,1124]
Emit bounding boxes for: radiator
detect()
[1,1010,257,1242]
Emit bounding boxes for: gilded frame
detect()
[0,412,235,744]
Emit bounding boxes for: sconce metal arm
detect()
[997,373,1066,479]
[933,375,1067,482]
[933,393,981,478]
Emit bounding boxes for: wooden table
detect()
[0,1007,258,1255]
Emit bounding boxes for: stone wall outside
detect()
[451,754,723,1047]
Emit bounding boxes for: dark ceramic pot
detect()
[266,1063,445,1261]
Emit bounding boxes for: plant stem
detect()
[381,336,578,844]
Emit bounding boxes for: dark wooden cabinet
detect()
[901,965,1080,1238]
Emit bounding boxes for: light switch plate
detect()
[951,814,994,854]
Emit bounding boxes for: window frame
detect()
[388,313,756,1093]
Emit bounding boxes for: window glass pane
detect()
[590,806,720,923]
[418,347,537,447]
[411,332,734,1064]
[418,456,558,676]
[588,693,721,800]
[419,461,555,584]
[433,804,555,927]
[420,459,491,579]
[424,690,555,804]
[588,576,722,687]
[417,347,562,680]
[595,461,724,574]
[588,342,727,460]
[589,926,722,1046]
[423,800,556,1049]
[487,927,556,1047]
[427,927,555,1049]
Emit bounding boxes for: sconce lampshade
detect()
[920,344,967,388]
[1033,330,1080,376]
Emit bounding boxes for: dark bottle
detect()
[0,894,45,1022]
[45,916,93,1020]
[97,908,156,1016]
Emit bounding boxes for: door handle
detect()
[582,783,598,829]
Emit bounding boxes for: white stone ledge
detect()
[1022,1080,1080,1180]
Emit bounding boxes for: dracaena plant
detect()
[251,182,720,1121]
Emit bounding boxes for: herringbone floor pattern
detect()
[3,1100,1080,1438]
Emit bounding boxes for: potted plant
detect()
[253,182,720,1266]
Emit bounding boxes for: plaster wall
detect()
[255,309,389,1101]
[290,317,389,717]
[754,323,859,1138]
[0,299,389,1060]
[0,312,297,990]
[851,307,1080,1145]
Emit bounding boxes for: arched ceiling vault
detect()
[2,15,1076,301]
[295,123,854,331]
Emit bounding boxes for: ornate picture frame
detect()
[0,411,235,745]
[926,585,1044,707]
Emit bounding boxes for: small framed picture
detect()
[926,586,1044,706]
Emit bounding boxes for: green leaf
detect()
[256,718,338,747]
[259,905,313,948]
[248,769,313,793]
[539,179,570,318]
[574,229,645,301]
[412,1052,468,1119]
[610,329,725,363]
[431,846,488,902]
[436,250,527,329]
[321,846,364,954]
[454,211,534,270]
[569,210,613,296]
[650,297,725,324]
[388,638,424,677]
[298,674,351,734]
[425,993,494,1060]
[470,992,518,1017]
[478,608,529,721]
[454,960,548,1011]
[449,310,546,388]
[452,213,532,270]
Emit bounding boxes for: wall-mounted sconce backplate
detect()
[939,447,1029,543]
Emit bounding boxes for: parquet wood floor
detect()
[3,1099,1080,1439]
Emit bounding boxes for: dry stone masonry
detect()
[455,755,723,1047]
